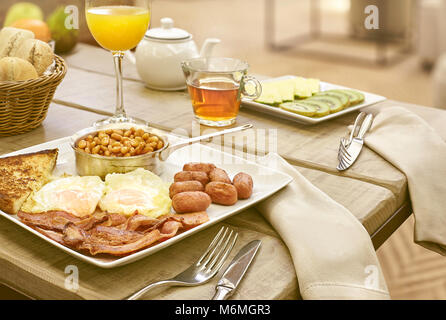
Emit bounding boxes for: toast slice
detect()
[0,149,58,214]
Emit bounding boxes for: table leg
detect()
[371,202,412,249]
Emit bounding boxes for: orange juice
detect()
[86,6,150,52]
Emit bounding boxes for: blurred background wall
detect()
[0,0,438,108]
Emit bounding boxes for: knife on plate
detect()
[337,113,373,170]
[212,240,261,300]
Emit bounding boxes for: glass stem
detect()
[113,52,126,119]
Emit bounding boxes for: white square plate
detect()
[0,134,293,268]
[242,75,386,125]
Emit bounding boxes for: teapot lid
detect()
[145,17,191,41]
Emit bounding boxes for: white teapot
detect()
[126,17,220,91]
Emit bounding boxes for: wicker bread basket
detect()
[0,55,67,136]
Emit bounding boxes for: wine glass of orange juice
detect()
[85,0,151,126]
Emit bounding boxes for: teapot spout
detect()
[199,38,221,58]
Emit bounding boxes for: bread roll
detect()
[16,39,54,75]
[0,27,35,58]
[0,57,38,81]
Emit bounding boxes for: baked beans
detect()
[76,128,164,157]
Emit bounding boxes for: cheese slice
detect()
[256,82,282,105]
[293,77,313,98]
[307,78,320,95]
[276,79,295,102]
[256,77,321,104]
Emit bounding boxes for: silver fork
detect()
[337,137,351,170]
[346,112,366,147]
[337,114,374,171]
[337,112,366,170]
[126,226,238,300]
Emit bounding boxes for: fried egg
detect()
[21,176,105,217]
[99,168,171,218]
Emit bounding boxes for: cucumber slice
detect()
[307,95,343,114]
[280,102,317,116]
[331,89,365,105]
[295,100,330,117]
[315,90,350,109]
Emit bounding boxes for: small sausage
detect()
[174,171,209,186]
[169,181,204,198]
[233,172,253,199]
[209,168,231,184]
[205,182,238,206]
[172,192,211,213]
[183,162,216,174]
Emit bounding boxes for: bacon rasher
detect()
[18,210,209,256]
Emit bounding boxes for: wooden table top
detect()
[0,43,424,300]
[55,44,409,233]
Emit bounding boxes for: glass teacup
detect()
[182,57,262,127]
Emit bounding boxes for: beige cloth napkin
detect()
[256,153,390,300]
[365,106,446,255]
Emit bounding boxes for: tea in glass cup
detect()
[182,58,262,127]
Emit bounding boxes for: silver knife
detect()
[212,240,261,300]
[337,113,373,171]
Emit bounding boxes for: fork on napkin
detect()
[337,112,373,171]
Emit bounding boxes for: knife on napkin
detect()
[212,240,261,300]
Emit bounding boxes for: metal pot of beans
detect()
[71,123,253,179]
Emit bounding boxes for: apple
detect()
[4,2,44,27]
[47,6,79,54]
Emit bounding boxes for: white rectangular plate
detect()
[242,75,386,125]
[0,135,293,268]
